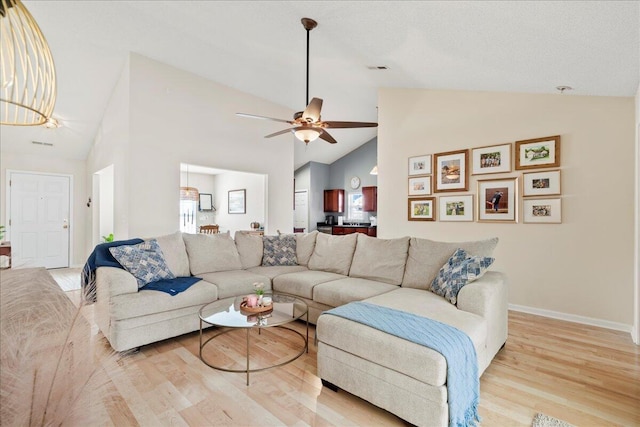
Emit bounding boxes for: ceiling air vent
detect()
[32,141,54,147]
[367,66,389,70]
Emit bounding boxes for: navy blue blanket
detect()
[81,239,143,303]
[141,276,201,295]
[322,301,480,427]
[81,238,201,303]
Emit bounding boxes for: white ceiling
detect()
[1,1,638,170]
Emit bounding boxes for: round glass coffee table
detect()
[199,293,308,385]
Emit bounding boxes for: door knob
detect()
[63,224,68,229]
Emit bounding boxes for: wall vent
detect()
[32,141,54,147]
[367,66,389,70]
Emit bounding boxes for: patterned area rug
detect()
[532,413,575,427]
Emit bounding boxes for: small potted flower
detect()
[253,282,265,306]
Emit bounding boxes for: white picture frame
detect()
[477,177,518,222]
[408,154,432,176]
[408,176,432,196]
[439,195,474,222]
[522,170,561,197]
[523,198,562,223]
[471,143,512,175]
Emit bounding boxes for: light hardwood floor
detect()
[53,269,639,426]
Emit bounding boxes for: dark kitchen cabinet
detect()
[362,186,377,212]
[332,226,376,237]
[324,189,344,212]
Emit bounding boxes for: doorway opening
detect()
[92,165,115,247]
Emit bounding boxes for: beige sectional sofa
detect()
[93,229,507,426]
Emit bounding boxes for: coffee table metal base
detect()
[199,321,308,385]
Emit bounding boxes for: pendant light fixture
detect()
[0,0,57,126]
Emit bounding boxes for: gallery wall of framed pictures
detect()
[406,135,563,224]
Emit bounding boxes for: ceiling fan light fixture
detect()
[294,127,321,144]
[0,0,57,126]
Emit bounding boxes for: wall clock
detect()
[350,176,361,189]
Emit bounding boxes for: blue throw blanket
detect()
[322,301,480,427]
[81,238,201,303]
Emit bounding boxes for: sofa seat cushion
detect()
[246,265,308,279]
[316,287,487,387]
[402,237,498,290]
[197,270,271,299]
[349,234,409,285]
[313,278,398,308]
[272,270,346,300]
[183,233,243,275]
[109,279,219,321]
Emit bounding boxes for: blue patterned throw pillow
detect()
[430,248,494,305]
[109,239,176,289]
[262,235,298,266]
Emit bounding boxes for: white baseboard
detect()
[509,303,633,336]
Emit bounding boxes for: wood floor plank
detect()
[49,269,640,426]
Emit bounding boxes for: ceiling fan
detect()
[236,18,378,145]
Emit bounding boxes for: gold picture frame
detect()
[515,135,561,170]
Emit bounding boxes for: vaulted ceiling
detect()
[1,1,638,170]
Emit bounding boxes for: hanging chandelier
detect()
[0,0,56,126]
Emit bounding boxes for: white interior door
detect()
[9,172,70,269]
[294,190,309,232]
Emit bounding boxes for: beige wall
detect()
[378,88,635,327]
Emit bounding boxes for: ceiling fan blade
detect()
[302,98,323,122]
[236,112,294,125]
[319,129,337,144]
[264,128,296,138]
[322,121,379,129]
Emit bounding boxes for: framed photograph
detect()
[523,198,562,224]
[515,135,561,170]
[228,189,246,214]
[408,154,432,176]
[198,193,213,211]
[408,176,432,196]
[408,197,435,221]
[439,195,474,222]
[433,149,469,192]
[471,143,512,175]
[522,170,561,197]
[477,177,518,222]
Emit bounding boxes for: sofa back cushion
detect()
[153,231,190,277]
[234,231,263,269]
[308,232,357,276]
[183,232,243,275]
[402,237,498,290]
[349,234,410,285]
[295,230,318,266]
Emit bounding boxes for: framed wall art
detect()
[408,176,432,196]
[523,198,562,224]
[439,195,474,222]
[408,154,432,176]
[408,197,435,221]
[477,177,518,222]
[433,149,469,192]
[198,193,214,211]
[471,143,512,175]
[522,170,561,197]
[515,135,561,170]
[228,189,246,214]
